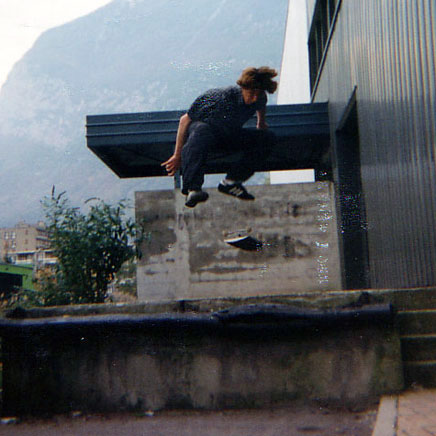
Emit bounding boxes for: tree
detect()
[40,190,143,304]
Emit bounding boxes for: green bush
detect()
[34,190,145,305]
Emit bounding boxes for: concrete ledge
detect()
[5,285,436,320]
[372,396,397,436]
[1,303,395,332]
[1,302,403,415]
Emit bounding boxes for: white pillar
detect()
[277,0,311,104]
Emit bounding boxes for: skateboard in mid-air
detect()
[224,229,262,251]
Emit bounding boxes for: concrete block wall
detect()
[136,182,341,301]
[1,307,403,415]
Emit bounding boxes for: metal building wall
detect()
[307,0,436,288]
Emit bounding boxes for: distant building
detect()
[0,221,56,267]
[0,263,35,296]
[280,0,435,289]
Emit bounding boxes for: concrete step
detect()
[377,287,436,311]
[401,334,436,362]
[317,288,436,389]
[403,360,436,388]
[397,307,436,388]
[397,310,436,335]
[314,287,436,312]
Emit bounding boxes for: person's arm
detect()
[161,113,192,176]
[256,107,268,130]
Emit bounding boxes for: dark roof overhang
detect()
[86,103,330,178]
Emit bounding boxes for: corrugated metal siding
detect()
[309,0,436,288]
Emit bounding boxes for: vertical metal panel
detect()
[309,0,436,288]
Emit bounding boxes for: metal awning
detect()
[86,103,330,178]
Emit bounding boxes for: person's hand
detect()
[257,120,269,130]
[161,153,181,176]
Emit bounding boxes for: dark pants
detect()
[181,121,275,194]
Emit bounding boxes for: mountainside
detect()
[0,0,288,226]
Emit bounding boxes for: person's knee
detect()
[189,121,214,138]
[185,122,216,151]
[183,123,215,161]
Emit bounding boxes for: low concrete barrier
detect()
[136,182,341,301]
[0,301,403,415]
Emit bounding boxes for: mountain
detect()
[0,0,288,226]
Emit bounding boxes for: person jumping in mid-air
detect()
[161,66,278,207]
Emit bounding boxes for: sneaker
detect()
[218,182,255,200]
[185,190,209,208]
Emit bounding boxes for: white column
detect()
[277,0,311,104]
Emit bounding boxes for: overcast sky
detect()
[0,0,111,89]
[0,0,310,99]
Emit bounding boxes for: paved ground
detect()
[0,404,377,436]
[397,389,436,436]
[372,388,436,436]
[5,388,436,436]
